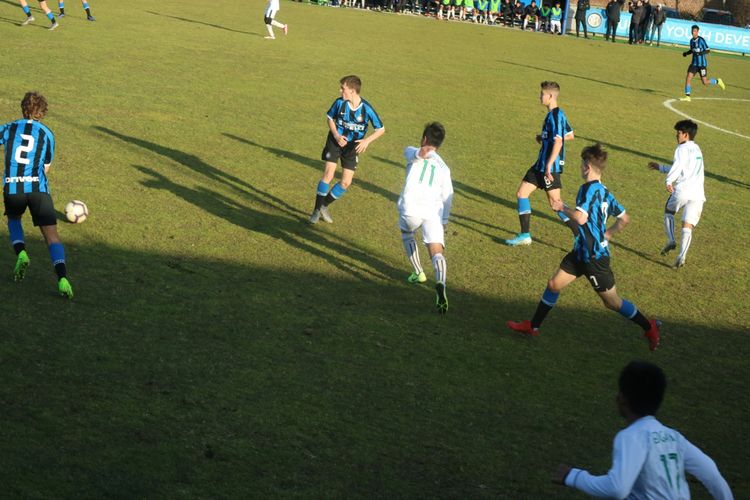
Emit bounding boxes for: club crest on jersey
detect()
[356,115,364,123]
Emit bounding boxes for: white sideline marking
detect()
[663,98,750,141]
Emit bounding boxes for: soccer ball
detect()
[64,200,89,223]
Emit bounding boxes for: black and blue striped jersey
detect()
[1,119,55,195]
[573,181,625,262]
[689,36,709,67]
[326,98,383,142]
[533,107,572,174]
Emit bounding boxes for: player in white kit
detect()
[397,122,453,314]
[554,361,733,500]
[648,120,705,269]
[263,0,288,40]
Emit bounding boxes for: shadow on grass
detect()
[577,134,750,191]
[1,239,747,498]
[496,59,669,96]
[222,133,399,203]
[145,10,263,36]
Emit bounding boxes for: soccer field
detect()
[1,0,749,496]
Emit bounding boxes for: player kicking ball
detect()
[507,144,660,350]
[0,92,73,298]
[680,25,725,102]
[310,75,385,225]
[397,123,453,314]
[506,81,577,247]
[648,120,705,269]
[263,0,288,40]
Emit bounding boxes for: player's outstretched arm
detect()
[683,439,734,500]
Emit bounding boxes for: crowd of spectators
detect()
[310,0,671,43]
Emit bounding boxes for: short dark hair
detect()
[691,24,700,31]
[541,81,560,92]
[340,75,362,94]
[422,122,445,148]
[21,92,48,121]
[619,361,666,416]
[674,119,698,140]
[580,143,608,171]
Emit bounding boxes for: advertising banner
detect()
[581,8,750,55]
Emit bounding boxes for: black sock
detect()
[519,213,531,234]
[25,10,32,17]
[531,301,553,328]
[631,310,651,331]
[60,7,65,14]
[13,242,26,255]
[323,192,337,207]
[85,7,91,15]
[314,194,326,211]
[54,262,67,280]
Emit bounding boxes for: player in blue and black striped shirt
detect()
[507,144,661,351]
[680,25,725,102]
[1,92,73,298]
[506,81,577,246]
[310,75,385,224]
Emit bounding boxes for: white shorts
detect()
[666,195,703,226]
[399,214,445,247]
[264,7,277,19]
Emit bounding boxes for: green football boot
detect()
[14,250,30,282]
[58,277,74,299]
[435,282,448,314]
[407,271,427,284]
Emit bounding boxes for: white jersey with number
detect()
[397,146,453,224]
[663,141,705,202]
[566,416,733,500]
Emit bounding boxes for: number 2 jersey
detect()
[397,146,453,224]
[0,119,55,195]
[565,416,733,499]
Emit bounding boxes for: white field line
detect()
[662,98,750,141]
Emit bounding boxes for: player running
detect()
[506,81,576,247]
[310,75,385,225]
[680,25,725,102]
[507,144,660,350]
[58,0,95,21]
[0,92,73,298]
[648,120,705,269]
[263,0,288,40]
[18,0,59,29]
[554,361,734,499]
[397,122,454,314]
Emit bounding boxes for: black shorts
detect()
[4,192,58,227]
[688,65,707,77]
[559,252,615,292]
[321,133,358,170]
[522,165,562,191]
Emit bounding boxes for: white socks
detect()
[678,227,693,262]
[664,213,675,244]
[432,253,447,285]
[402,236,423,275]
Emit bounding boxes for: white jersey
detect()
[397,146,453,224]
[566,416,733,500]
[660,141,705,202]
[265,0,280,13]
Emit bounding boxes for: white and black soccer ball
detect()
[64,200,89,224]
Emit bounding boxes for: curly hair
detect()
[21,92,48,121]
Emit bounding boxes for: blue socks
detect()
[618,299,637,319]
[8,219,25,246]
[685,84,691,96]
[710,78,717,85]
[517,197,531,215]
[46,11,55,21]
[48,242,65,266]
[541,287,560,307]
[82,2,89,9]
[556,210,570,223]
[22,4,31,14]
[59,1,64,8]
[330,183,347,200]
[316,181,329,196]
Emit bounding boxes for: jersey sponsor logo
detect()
[5,176,40,183]
[336,119,366,132]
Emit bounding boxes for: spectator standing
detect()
[605,0,622,42]
[649,3,666,46]
[640,0,652,43]
[628,0,644,44]
[575,0,590,38]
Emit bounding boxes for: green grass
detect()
[1,0,749,497]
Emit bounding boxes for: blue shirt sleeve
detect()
[699,38,708,51]
[366,103,384,129]
[45,130,55,165]
[326,99,341,120]
[575,184,591,213]
[607,192,625,218]
[0,122,8,146]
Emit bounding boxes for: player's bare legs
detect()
[19,0,36,24]
[506,180,537,245]
[34,0,58,28]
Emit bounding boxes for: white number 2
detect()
[14,134,35,165]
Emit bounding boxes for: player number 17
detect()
[660,453,682,490]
